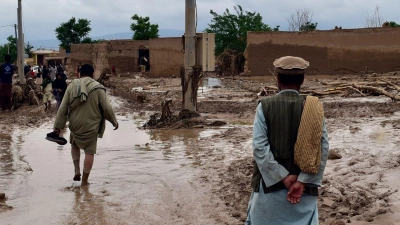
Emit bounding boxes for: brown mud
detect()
[1,74,400,224]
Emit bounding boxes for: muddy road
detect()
[1,75,400,225]
[0,97,236,224]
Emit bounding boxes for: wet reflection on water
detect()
[0,132,14,201]
[0,117,221,224]
[0,133,13,177]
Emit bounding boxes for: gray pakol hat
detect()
[273,56,309,75]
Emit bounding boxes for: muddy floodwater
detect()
[0,116,226,225]
[2,74,400,225]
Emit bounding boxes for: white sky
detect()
[0,0,398,43]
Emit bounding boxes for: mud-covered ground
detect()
[1,73,400,225]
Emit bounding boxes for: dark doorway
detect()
[47,59,62,67]
[37,55,44,65]
[138,49,150,71]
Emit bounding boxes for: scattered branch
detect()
[365,6,385,28]
[287,9,315,31]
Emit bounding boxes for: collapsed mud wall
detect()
[71,40,149,78]
[245,28,400,76]
[148,38,184,78]
[70,38,185,78]
[70,44,93,75]
[106,40,149,75]
[92,43,111,79]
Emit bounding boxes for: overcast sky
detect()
[1,0,398,46]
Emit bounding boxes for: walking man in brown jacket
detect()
[47,64,118,186]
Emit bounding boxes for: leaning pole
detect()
[183,0,196,111]
[17,0,25,84]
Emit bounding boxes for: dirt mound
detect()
[214,157,253,222]
[324,101,400,118]
[318,149,399,224]
[381,119,400,129]
[198,101,255,114]
[178,109,200,119]
[209,146,399,224]
[143,109,205,129]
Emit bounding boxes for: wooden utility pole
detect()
[17,0,25,84]
[183,0,196,111]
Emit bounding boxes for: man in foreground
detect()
[245,56,329,225]
[0,54,14,111]
[48,64,118,186]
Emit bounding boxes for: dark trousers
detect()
[55,92,63,109]
[0,83,12,111]
[0,95,12,111]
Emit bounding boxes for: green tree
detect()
[389,21,399,27]
[299,22,318,31]
[205,5,275,56]
[0,36,18,63]
[81,37,105,44]
[0,36,34,64]
[25,42,34,58]
[130,14,159,40]
[55,17,91,51]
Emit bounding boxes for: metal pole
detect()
[14,24,17,40]
[184,0,196,111]
[14,24,18,64]
[17,0,25,83]
[15,11,18,69]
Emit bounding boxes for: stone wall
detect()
[244,27,400,76]
[148,37,184,78]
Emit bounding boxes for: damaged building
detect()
[69,33,215,79]
[244,27,400,76]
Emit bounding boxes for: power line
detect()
[0,24,16,28]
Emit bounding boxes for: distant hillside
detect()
[93,29,185,40]
[26,29,187,50]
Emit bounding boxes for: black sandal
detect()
[45,131,68,145]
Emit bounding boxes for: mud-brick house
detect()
[244,27,400,76]
[31,47,68,67]
[69,33,215,79]
[43,47,68,68]
[31,49,59,66]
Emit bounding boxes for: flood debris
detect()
[0,193,12,211]
[143,102,227,129]
[309,74,400,101]
[0,203,13,211]
[181,65,203,109]
[216,49,245,76]
[328,149,342,160]
[11,78,42,111]
[143,108,201,129]
[97,68,113,87]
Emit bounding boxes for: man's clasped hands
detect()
[282,175,306,204]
